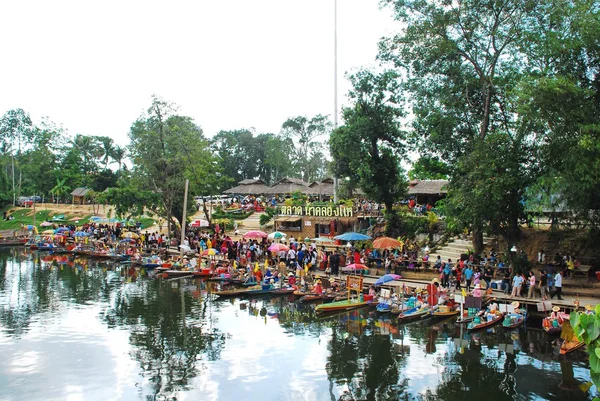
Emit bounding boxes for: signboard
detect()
[346,276,363,299]
[465,296,482,309]
[304,220,312,226]
[454,294,464,304]
[279,205,353,217]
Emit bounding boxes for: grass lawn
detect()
[0,207,156,231]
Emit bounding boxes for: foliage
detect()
[127,96,221,235]
[211,207,253,220]
[330,69,408,217]
[259,207,278,226]
[281,115,331,182]
[570,307,600,397]
[408,156,451,180]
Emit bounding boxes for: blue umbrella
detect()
[55,227,70,233]
[374,274,401,286]
[73,231,89,237]
[334,232,372,241]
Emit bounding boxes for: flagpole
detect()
[333,0,339,204]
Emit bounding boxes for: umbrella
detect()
[55,227,70,233]
[69,216,82,221]
[190,218,210,228]
[373,237,402,249]
[268,243,289,252]
[26,225,35,230]
[202,248,220,256]
[304,237,311,242]
[120,238,136,244]
[267,231,287,239]
[342,263,369,271]
[179,244,192,253]
[42,229,55,235]
[374,274,401,286]
[88,216,102,221]
[121,232,139,239]
[40,221,53,227]
[312,237,334,243]
[334,232,372,241]
[243,230,268,239]
[73,231,89,237]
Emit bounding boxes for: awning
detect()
[275,216,302,223]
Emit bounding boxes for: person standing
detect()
[511,273,524,297]
[442,259,452,287]
[550,270,564,300]
[539,269,548,300]
[527,271,536,299]
[464,265,473,291]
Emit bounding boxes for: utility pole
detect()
[179,179,189,258]
[333,0,339,204]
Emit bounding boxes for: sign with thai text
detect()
[278,205,353,217]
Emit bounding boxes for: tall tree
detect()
[329,69,407,235]
[111,146,127,172]
[128,96,219,236]
[281,115,331,182]
[98,136,115,170]
[378,0,580,250]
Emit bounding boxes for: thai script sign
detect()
[278,205,353,217]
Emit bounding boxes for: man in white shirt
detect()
[550,271,563,300]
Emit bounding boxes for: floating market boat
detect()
[431,305,460,319]
[315,298,369,313]
[299,294,337,303]
[397,306,432,323]
[502,313,526,329]
[560,338,585,354]
[467,312,504,331]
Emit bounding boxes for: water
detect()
[0,249,594,401]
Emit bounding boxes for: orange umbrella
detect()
[372,236,402,249]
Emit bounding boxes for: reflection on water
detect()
[0,249,594,401]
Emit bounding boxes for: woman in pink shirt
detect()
[527,271,536,298]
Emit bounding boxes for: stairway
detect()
[429,236,496,262]
[236,212,265,236]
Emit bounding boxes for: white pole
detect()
[180,179,189,258]
[333,0,339,204]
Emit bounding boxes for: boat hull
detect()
[315,299,368,313]
[467,314,504,331]
[560,340,585,355]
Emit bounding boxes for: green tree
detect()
[98,136,115,170]
[111,145,127,173]
[281,115,331,182]
[408,156,451,180]
[377,0,599,251]
[50,178,70,203]
[128,95,220,236]
[329,69,407,235]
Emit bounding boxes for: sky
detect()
[0,0,399,146]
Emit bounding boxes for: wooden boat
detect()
[299,294,336,303]
[159,270,195,278]
[431,307,460,318]
[269,287,297,296]
[0,239,28,247]
[214,287,259,297]
[315,298,369,313]
[457,315,475,324]
[467,313,504,331]
[543,318,563,335]
[560,339,585,355]
[88,252,114,259]
[376,302,395,314]
[502,313,526,329]
[397,306,431,322]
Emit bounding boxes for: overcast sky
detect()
[0,0,398,146]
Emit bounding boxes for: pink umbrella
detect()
[342,263,369,271]
[40,221,53,227]
[268,243,290,252]
[243,230,268,239]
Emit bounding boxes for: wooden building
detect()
[71,187,90,205]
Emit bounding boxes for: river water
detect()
[0,249,594,401]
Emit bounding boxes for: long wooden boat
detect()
[397,307,431,322]
[315,298,369,313]
[0,239,28,247]
[376,302,395,314]
[214,287,260,297]
[502,313,526,329]
[467,313,504,331]
[431,308,460,318]
[560,339,585,355]
[299,294,336,303]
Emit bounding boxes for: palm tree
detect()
[99,136,115,170]
[72,134,101,173]
[111,146,127,172]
